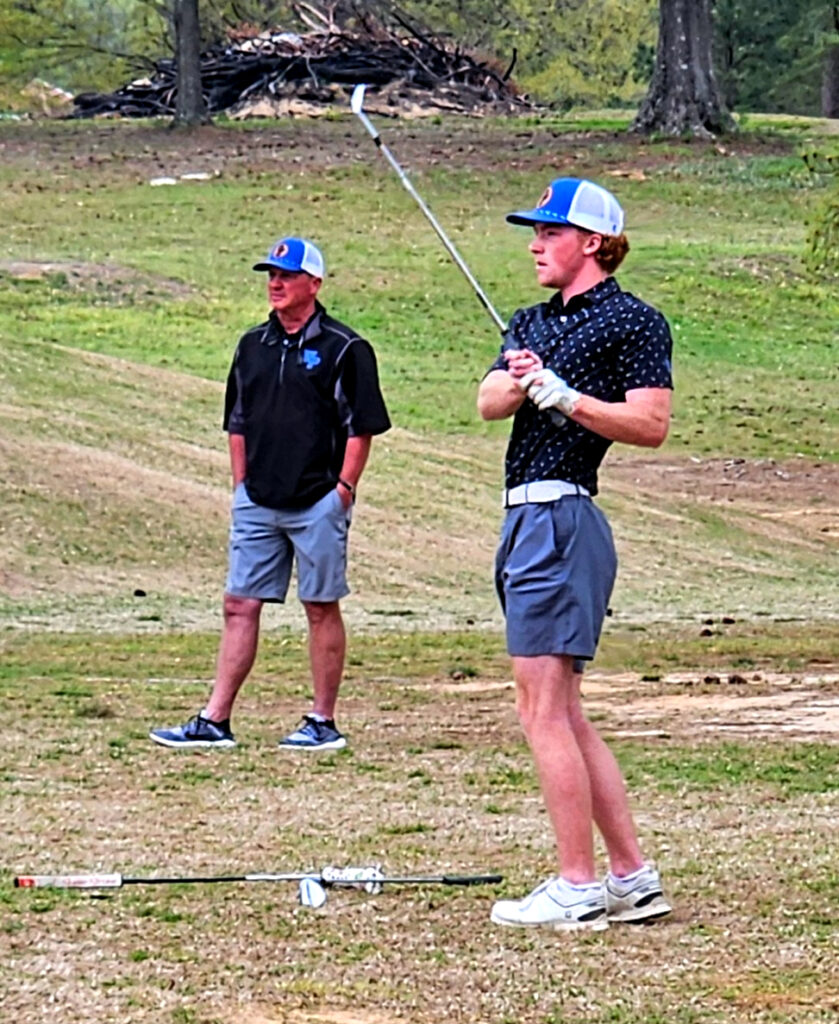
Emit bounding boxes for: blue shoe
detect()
[278,714,346,751]
[149,713,236,749]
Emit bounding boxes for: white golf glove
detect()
[519,369,581,416]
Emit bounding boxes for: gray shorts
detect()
[225,483,351,603]
[494,496,617,660]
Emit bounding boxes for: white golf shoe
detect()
[604,863,672,923]
[490,876,608,931]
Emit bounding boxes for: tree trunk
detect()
[824,42,839,119]
[633,0,734,138]
[173,0,210,127]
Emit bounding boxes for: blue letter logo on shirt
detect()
[302,349,321,370]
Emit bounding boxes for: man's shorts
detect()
[494,495,617,661]
[225,483,351,603]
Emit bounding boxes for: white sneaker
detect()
[491,876,608,931]
[604,864,671,923]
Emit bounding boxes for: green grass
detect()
[1,116,836,446]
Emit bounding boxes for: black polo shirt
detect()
[489,277,673,496]
[224,301,391,510]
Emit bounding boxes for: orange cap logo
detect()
[537,186,553,208]
[272,242,289,258]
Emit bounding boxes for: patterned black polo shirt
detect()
[489,277,673,496]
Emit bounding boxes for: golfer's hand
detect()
[504,347,543,384]
[520,369,581,416]
[336,485,353,510]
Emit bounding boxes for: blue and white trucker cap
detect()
[253,237,325,277]
[506,178,625,236]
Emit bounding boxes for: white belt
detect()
[503,480,589,508]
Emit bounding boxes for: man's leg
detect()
[512,653,596,883]
[302,599,345,719]
[204,594,263,722]
[566,690,645,878]
[491,652,608,929]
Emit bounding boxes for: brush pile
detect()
[71,3,529,120]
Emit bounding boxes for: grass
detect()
[0,111,838,1023]
[2,626,838,1023]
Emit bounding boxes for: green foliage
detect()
[714,0,838,115]
[803,149,839,280]
[401,0,659,107]
[0,0,167,99]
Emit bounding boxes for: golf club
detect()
[350,83,506,333]
[350,84,570,428]
[14,866,503,891]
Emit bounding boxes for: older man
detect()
[151,237,390,751]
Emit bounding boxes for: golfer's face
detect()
[266,268,320,316]
[529,223,593,290]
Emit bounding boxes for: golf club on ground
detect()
[350,83,506,333]
[14,866,503,891]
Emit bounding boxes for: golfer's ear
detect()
[582,232,603,255]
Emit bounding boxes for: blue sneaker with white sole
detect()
[278,714,346,751]
[149,713,236,749]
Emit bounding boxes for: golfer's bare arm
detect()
[571,388,671,448]
[228,432,246,487]
[478,370,671,448]
[477,369,527,420]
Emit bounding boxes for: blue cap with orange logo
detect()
[253,237,325,277]
[506,178,624,236]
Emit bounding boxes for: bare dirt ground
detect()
[0,113,802,185]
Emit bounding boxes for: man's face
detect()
[266,267,320,316]
[528,223,600,290]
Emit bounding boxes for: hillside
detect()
[0,111,837,634]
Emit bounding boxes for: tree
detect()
[823,3,839,117]
[713,0,838,117]
[172,0,209,125]
[633,0,734,136]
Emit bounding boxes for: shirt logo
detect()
[302,349,321,369]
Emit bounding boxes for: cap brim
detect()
[506,210,572,226]
[252,259,306,273]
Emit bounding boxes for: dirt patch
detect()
[0,117,804,186]
[0,260,198,301]
[604,455,839,543]
[429,667,839,742]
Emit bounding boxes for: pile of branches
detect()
[72,4,529,120]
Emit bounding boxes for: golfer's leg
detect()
[303,599,345,720]
[513,653,596,884]
[566,678,645,878]
[205,594,262,722]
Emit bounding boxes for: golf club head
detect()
[350,83,366,115]
[298,877,327,908]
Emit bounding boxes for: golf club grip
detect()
[380,874,503,886]
[14,873,123,889]
[440,874,503,886]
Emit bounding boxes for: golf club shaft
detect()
[351,85,506,333]
[14,870,502,890]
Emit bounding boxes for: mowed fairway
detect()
[1,111,838,1023]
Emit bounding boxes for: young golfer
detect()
[478,178,674,930]
[151,237,390,752]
